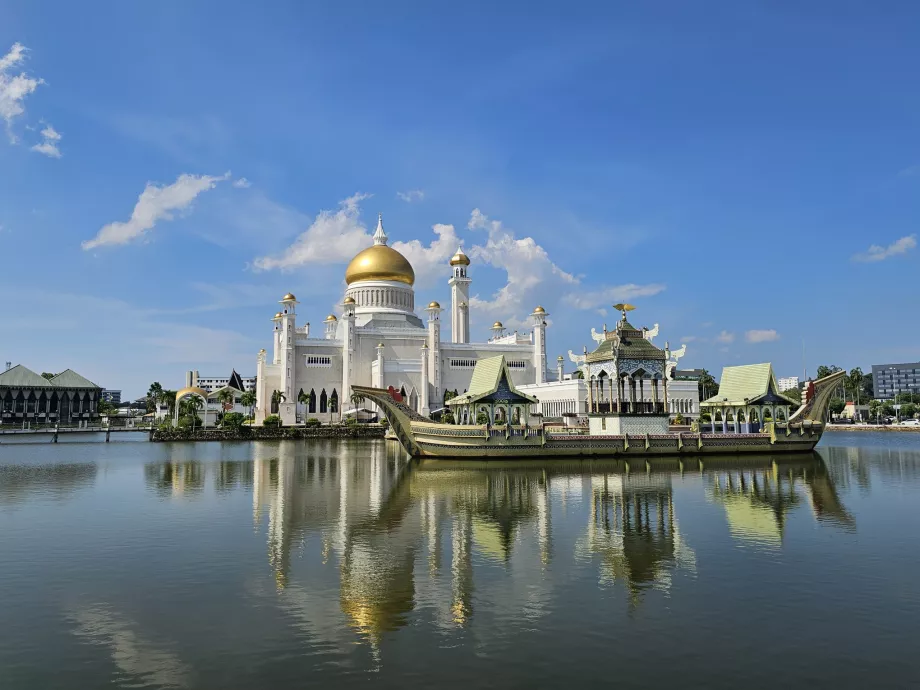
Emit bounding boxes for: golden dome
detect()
[280,293,297,302]
[343,296,356,305]
[492,321,504,329]
[449,247,470,266]
[534,305,546,314]
[272,312,283,319]
[427,301,441,309]
[324,314,338,322]
[345,244,415,286]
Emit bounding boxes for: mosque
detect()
[254,215,549,424]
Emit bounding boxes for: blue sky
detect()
[2,1,919,398]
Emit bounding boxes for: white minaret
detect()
[420,342,430,417]
[374,342,385,388]
[557,355,564,382]
[448,246,471,344]
[426,301,443,403]
[341,297,356,412]
[531,306,548,384]
[279,293,298,402]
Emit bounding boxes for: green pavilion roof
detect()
[586,332,665,363]
[701,363,798,407]
[446,355,538,406]
[0,364,57,388]
[0,365,101,390]
[49,369,100,390]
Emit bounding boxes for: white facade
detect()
[185,371,256,393]
[254,216,549,424]
[777,376,800,392]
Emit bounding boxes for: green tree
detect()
[783,386,802,405]
[476,411,490,425]
[263,414,282,428]
[240,390,257,422]
[216,388,234,410]
[882,402,896,417]
[869,399,882,423]
[221,412,245,429]
[440,411,455,424]
[901,403,917,419]
[573,370,585,380]
[848,368,865,406]
[329,395,339,423]
[698,369,718,402]
[828,397,846,416]
[147,382,164,412]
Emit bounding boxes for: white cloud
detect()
[681,336,698,343]
[391,223,460,288]
[852,234,917,263]
[562,283,667,311]
[233,177,251,188]
[745,329,779,343]
[82,172,230,250]
[0,42,44,142]
[252,193,373,270]
[30,123,61,158]
[715,330,735,344]
[396,189,425,203]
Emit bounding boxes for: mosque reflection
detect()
[247,443,854,643]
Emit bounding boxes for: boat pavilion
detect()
[700,363,798,433]
[446,355,538,425]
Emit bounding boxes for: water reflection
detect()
[248,447,851,644]
[0,463,97,506]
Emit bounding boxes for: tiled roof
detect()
[49,369,100,389]
[701,363,798,407]
[447,355,538,406]
[0,364,56,388]
[0,365,101,390]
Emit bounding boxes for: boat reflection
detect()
[249,448,852,644]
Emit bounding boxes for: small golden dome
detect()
[280,293,297,302]
[449,246,470,266]
[324,314,338,322]
[377,342,385,348]
[558,355,564,360]
[343,296,356,305]
[273,312,283,319]
[534,305,546,314]
[492,321,504,329]
[427,301,441,309]
[345,244,415,286]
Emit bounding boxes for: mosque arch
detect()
[308,389,316,413]
[330,389,339,414]
[408,387,419,413]
[320,389,328,413]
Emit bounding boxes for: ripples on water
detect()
[1,433,920,689]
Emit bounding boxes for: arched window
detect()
[400,386,407,400]
[308,389,316,413]
[320,389,328,413]
[330,389,338,414]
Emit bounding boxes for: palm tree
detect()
[217,388,234,409]
[329,396,339,423]
[185,396,204,430]
[240,390,257,422]
[148,382,164,412]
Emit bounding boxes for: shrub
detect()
[263,415,282,428]
[674,413,685,425]
[476,411,490,425]
[177,414,201,429]
[221,412,246,429]
[440,411,454,424]
[344,416,358,427]
[379,417,390,429]
[305,418,321,428]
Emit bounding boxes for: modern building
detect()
[185,369,255,393]
[777,376,800,392]
[254,214,549,424]
[101,389,122,405]
[0,365,103,425]
[871,362,920,400]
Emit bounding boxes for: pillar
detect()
[375,343,385,388]
[531,306,548,384]
[557,356,564,382]
[420,342,430,417]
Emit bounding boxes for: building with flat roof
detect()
[777,376,800,392]
[871,362,920,400]
[101,389,122,405]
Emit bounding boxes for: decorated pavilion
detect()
[446,355,538,425]
[700,363,798,433]
[582,305,670,435]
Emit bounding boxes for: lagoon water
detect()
[1,432,919,689]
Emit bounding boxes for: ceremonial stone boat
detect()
[351,365,845,460]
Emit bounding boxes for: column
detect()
[587,376,594,413]
[420,343,430,417]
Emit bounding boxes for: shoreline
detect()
[824,424,920,432]
[150,426,386,442]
